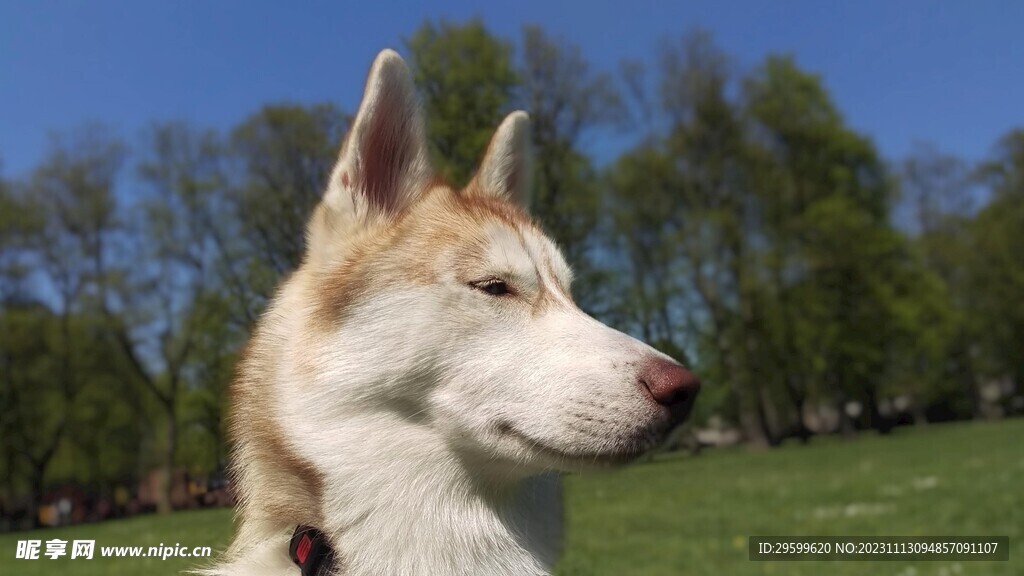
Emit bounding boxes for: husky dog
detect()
[210,49,699,576]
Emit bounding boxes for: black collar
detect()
[289,525,337,576]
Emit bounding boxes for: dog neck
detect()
[310,415,563,576]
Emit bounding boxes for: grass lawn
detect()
[0,506,233,575]
[1,419,1021,575]
[559,418,1022,576]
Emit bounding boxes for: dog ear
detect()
[468,111,532,210]
[324,49,433,220]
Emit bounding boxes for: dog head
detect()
[296,50,699,476]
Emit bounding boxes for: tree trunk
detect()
[738,375,774,448]
[739,409,770,447]
[912,404,929,426]
[837,399,857,439]
[29,464,45,528]
[157,409,177,514]
[865,385,893,434]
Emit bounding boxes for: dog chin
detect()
[500,423,660,471]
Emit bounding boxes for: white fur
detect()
[206,50,689,576]
[475,110,533,208]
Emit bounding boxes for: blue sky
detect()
[2,0,1022,178]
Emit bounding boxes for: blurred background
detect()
[0,1,1021,575]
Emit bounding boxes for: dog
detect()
[208,49,700,576]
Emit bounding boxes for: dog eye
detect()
[471,278,510,296]
[483,281,508,296]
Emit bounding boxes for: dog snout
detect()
[638,357,701,418]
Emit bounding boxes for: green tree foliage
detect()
[133,122,234,512]
[746,55,901,435]
[228,105,348,286]
[610,32,775,442]
[0,170,42,301]
[0,305,143,527]
[405,19,518,186]
[899,146,978,420]
[970,131,1024,398]
[1,134,147,524]
[607,33,978,444]
[519,26,623,311]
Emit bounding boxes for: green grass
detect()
[0,507,233,575]
[1,419,1021,575]
[558,419,1023,576]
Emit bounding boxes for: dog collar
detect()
[289,525,337,576]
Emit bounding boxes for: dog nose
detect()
[639,357,701,412]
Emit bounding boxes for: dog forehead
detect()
[478,222,534,271]
[411,193,569,288]
[517,225,573,291]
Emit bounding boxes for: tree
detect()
[745,55,931,435]
[1,305,78,526]
[970,130,1024,407]
[609,32,776,443]
[0,182,56,526]
[2,128,141,523]
[899,146,979,420]
[0,166,41,303]
[519,25,623,311]
[115,121,232,512]
[406,19,518,186]
[609,36,940,443]
[227,104,348,308]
